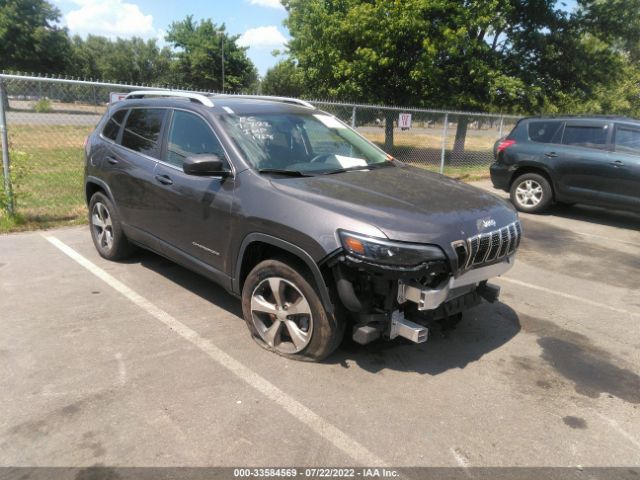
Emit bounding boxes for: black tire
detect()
[510,173,553,213]
[88,192,134,261]
[242,259,345,362]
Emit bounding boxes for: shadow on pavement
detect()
[131,249,244,319]
[538,203,640,231]
[123,248,520,375]
[329,301,520,375]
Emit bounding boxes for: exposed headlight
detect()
[338,230,446,267]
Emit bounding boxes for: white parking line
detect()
[42,234,386,467]
[499,277,640,319]
[595,413,640,455]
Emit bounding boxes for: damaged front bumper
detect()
[397,255,515,311]
[343,255,515,345]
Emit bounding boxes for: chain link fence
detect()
[315,101,521,177]
[0,73,521,232]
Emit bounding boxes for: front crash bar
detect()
[397,256,515,311]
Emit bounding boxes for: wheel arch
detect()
[233,233,335,314]
[85,177,115,205]
[85,177,124,218]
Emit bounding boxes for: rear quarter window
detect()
[121,108,167,157]
[527,121,563,143]
[102,109,127,141]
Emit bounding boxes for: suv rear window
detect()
[528,121,563,143]
[102,109,127,141]
[562,124,608,148]
[121,108,167,157]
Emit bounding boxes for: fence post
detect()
[498,115,504,138]
[0,80,14,215]
[439,113,448,175]
[351,106,356,128]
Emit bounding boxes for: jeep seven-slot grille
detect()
[454,220,521,271]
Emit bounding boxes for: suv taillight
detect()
[497,139,515,153]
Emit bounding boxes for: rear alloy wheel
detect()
[510,173,552,213]
[89,192,134,260]
[242,259,344,361]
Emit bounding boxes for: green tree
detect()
[70,35,173,85]
[261,60,305,97]
[165,16,258,92]
[283,0,526,148]
[282,0,634,151]
[0,0,72,74]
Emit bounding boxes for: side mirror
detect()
[183,154,230,176]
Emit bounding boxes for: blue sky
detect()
[53,0,290,76]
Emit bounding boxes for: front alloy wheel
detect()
[241,259,345,361]
[250,277,313,354]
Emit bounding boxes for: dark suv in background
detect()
[491,116,640,213]
[84,91,521,361]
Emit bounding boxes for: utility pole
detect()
[219,29,225,93]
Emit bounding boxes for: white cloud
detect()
[247,0,285,9]
[65,0,157,39]
[237,26,287,50]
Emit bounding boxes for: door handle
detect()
[155,174,173,185]
[544,152,558,158]
[609,160,624,167]
[105,156,118,165]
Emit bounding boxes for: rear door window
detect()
[562,124,609,149]
[102,109,127,141]
[166,110,226,168]
[121,108,167,158]
[613,125,640,156]
[528,121,563,143]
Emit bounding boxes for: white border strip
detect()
[42,234,386,467]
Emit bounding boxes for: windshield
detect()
[218,112,391,173]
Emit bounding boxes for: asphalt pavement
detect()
[1,181,639,472]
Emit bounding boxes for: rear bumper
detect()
[489,162,512,191]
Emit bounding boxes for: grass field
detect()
[0,124,495,233]
[0,124,91,232]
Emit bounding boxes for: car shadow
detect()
[124,249,521,374]
[541,203,640,231]
[328,301,521,375]
[131,248,244,319]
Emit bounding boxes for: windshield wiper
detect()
[322,162,395,175]
[258,168,313,177]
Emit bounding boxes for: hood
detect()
[270,165,518,249]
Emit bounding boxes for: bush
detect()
[33,98,53,113]
[0,150,32,216]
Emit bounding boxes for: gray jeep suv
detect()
[84,91,521,361]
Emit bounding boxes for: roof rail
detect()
[125,90,214,107]
[215,94,315,109]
